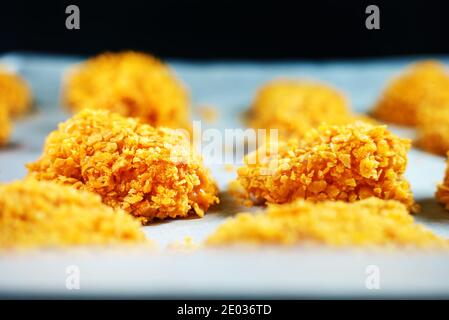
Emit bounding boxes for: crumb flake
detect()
[196,105,219,123]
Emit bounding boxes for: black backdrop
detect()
[1,0,448,59]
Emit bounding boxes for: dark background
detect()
[0,0,447,60]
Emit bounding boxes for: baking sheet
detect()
[1,53,449,298]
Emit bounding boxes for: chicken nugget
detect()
[0,179,147,249]
[236,122,415,210]
[372,60,449,126]
[0,104,11,146]
[0,67,32,117]
[27,109,219,224]
[207,198,446,248]
[63,51,190,129]
[247,79,371,139]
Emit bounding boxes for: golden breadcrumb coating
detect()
[27,109,219,224]
[0,67,32,117]
[63,51,190,129]
[246,79,372,139]
[236,122,415,210]
[416,89,449,155]
[207,198,447,248]
[436,152,449,209]
[372,60,449,126]
[0,180,147,249]
[0,103,12,146]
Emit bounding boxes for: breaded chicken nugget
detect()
[236,122,415,210]
[436,152,449,209]
[0,180,147,249]
[27,109,219,224]
[415,89,449,155]
[372,60,449,126]
[207,198,446,248]
[0,67,32,117]
[247,79,371,139]
[0,104,11,146]
[63,51,190,129]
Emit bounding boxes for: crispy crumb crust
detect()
[63,51,190,129]
[436,152,449,209]
[372,60,449,126]
[416,89,449,155]
[206,198,447,248]
[0,67,32,117]
[27,109,219,224]
[246,79,373,139]
[236,122,415,210]
[0,180,147,249]
[0,104,11,146]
